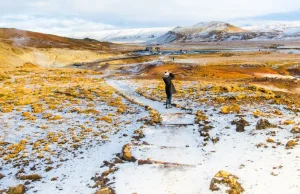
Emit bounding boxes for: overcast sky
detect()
[1,0,300,36]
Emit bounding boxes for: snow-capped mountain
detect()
[66,27,173,43]
[64,21,300,44]
[243,21,300,39]
[149,21,300,44]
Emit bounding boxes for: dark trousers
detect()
[166,94,172,107]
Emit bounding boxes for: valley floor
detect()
[1,50,300,194]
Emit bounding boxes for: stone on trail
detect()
[121,144,136,162]
[210,170,244,194]
[195,110,208,123]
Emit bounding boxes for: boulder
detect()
[291,126,300,134]
[256,119,276,130]
[195,110,208,123]
[210,170,244,194]
[18,174,42,181]
[286,140,297,149]
[121,144,136,162]
[231,118,249,132]
[95,187,114,194]
[7,184,26,194]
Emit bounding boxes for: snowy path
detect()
[106,79,210,193]
[105,78,300,194]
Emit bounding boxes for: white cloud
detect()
[2,1,300,23]
[2,0,299,22]
[0,15,116,36]
[1,0,300,36]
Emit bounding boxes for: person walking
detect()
[162,72,176,109]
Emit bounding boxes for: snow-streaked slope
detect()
[150,21,300,44]
[66,27,173,43]
[149,21,259,44]
[243,21,300,38]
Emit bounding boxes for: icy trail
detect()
[105,79,300,194]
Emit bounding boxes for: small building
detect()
[145,47,153,52]
[72,63,83,67]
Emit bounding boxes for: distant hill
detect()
[242,21,300,39]
[0,28,129,68]
[148,21,300,44]
[0,28,113,50]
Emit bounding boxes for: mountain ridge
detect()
[148,21,296,44]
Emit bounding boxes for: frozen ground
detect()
[104,79,300,194]
[1,70,299,194]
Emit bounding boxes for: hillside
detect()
[0,28,140,68]
[0,28,114,50]
[243,21,300,39]
[148,21,300,44]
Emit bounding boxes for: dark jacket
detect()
[163,73,176,96]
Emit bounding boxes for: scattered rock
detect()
[236,125,245,132]
[121,144,136,162]
[0,173,4,179]
[45,166,53,172]
[212,137,220,144]
[95,187,114,194]
[147,109,162,125]
[7,184,26,194]
[133,129,145,140]
[18,174,42,181]
[231,118,249,132]
[97,116,112,124]
[210,170,244,194]
[220,104,240,114]
[200,131,210,137]
[291,126,300,134]
[283,120,295,125]
[266,138,275,143]
[256,119,276,130]
[271,172,278,176]
[286,140,297,149]
[202,125,213,132]
[195,110,208,123]
[113,158,124,164]
[253,110,264,118]
[273,110,282,115]
[101,168,117,177]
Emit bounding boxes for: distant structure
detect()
[155,47,161,52]
[145,46,153,52]
[72,63,83,67]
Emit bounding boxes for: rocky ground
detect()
[1,49,300,194]
[102,78,300,194]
